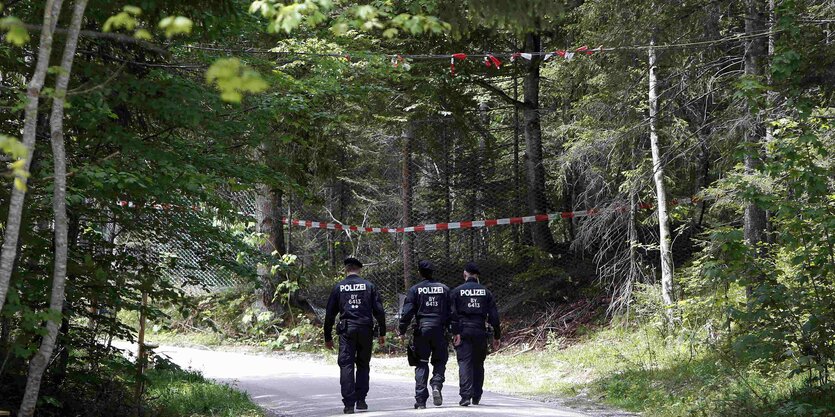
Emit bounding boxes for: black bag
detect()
[485,324,495,355]
[336,319,347,335]
[406,323,419,366]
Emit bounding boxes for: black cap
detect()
[418,260,434,271]
[344,257,363,268]
[464,262,480,275]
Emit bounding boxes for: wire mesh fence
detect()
[279,114,599,313]
[160,108,698,315]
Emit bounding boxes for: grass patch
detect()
[146,368,263,417]
[480,322,835,417]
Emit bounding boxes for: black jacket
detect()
[398,279,452,334]
[449,278,501,340]
[323,274,386,342]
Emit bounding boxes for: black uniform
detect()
[324,274,387,408]
[398,278,452,405]
[450,278,501,403]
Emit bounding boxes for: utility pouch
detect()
[336,319,347,335]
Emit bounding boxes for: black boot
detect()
[472,396,481,405]
[432,386,443,406]
[414,402,426,409]
[459,397,471,407]
[356,400,368,410]
[343,405,355,414]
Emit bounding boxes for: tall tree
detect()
[19,0,87,415]
[401,122,414,290]
[255,139,287,313]
[743,0,768,299]
[520,32,559,255]
[647,40,675,308]
[0,0,62,315]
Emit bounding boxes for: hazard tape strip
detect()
[283,196,705,234]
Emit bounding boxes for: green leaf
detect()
[0,16,29,45]
[205,58,269,103]
[13,177,26,191]
[158,16,193,38]
[0,134,27,158]
[104,11,139,32]
[133,29,152,40]
[123,5,142,16]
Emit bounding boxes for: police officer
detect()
[398,260,451,409]
[324,257,387,414]
[449,262,501,407]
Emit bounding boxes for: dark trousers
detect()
[414,326,448,403]
[338,326,373,406]
[455,328,487,400]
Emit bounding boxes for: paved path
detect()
[151,345,592,417]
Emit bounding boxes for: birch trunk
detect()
[0,0,63,315]
[648,40,676,308]
[18,1,87,416]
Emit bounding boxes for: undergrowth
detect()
[484,283,835,417]
[146,367,263,417]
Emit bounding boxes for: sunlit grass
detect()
[146,368,263,417]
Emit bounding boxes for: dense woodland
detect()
[0,0,833,416]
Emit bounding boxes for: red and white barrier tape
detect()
[284,196,706,234]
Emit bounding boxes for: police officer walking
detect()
[398,260,451,409]
[449,262,501,407]
[324,257,387,414]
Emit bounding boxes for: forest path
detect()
[149,344,595,417]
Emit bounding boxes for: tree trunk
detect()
[255,183,285,312]
[0,0,62,316]
[513,73,522,247]
[629,138,641,283]
[443,118,452,261]
[695,129,710,227]
[401,123,414,291]
[54,212,80,388]
[522,33,558,255]
[647,40,675,308]
[743,0,768,291]
[19,1,86,416]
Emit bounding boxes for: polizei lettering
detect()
[417,286,445,295]
[460,288,487,297]
[340,283,367,292]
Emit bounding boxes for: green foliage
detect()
[0,134,29,190]
[0,16,29,45]
[265,315,321,351]
[146,368,263,417]
[250,0,450,37]
[103,5,142,33]
[158,15,193,38]
[704,117,835,386]
[205,58,268,103]
[249,0,331,33]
